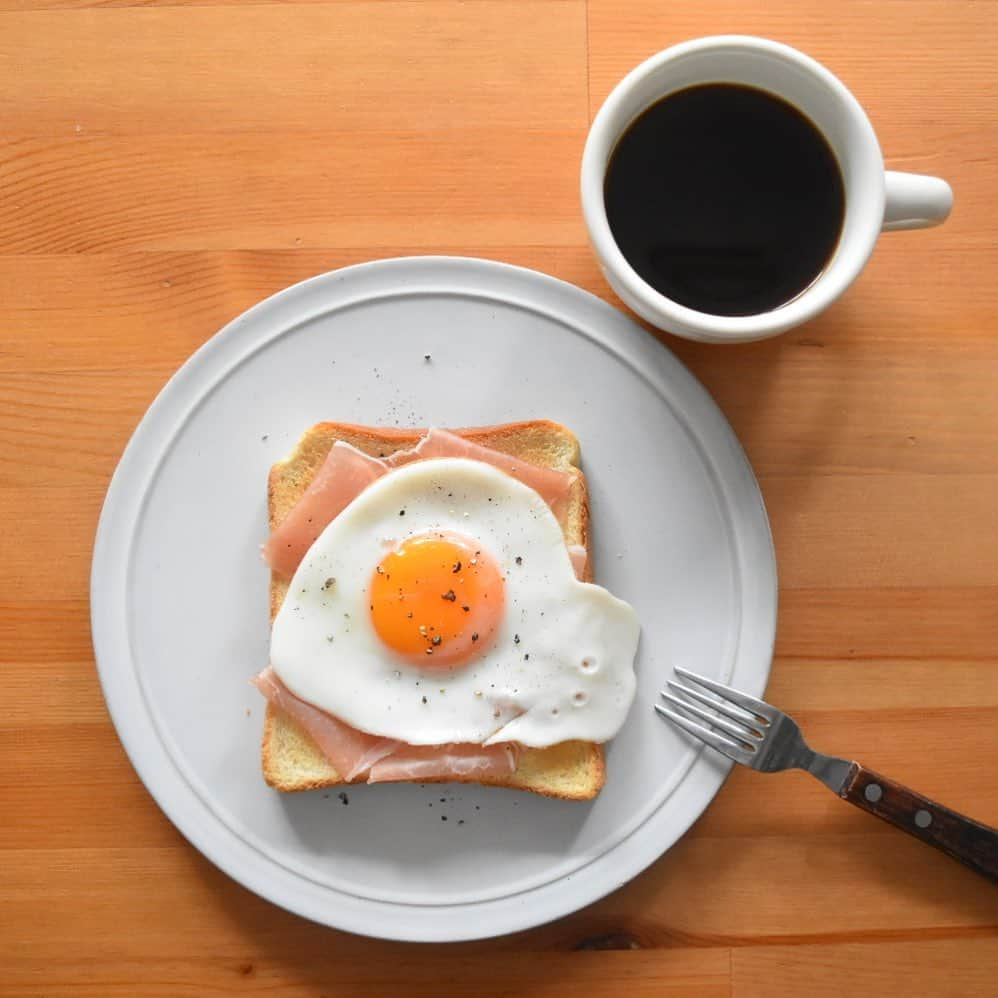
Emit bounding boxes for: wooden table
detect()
[3,1,997,994]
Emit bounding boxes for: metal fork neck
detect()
[803,750,854,794]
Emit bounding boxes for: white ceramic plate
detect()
[91,257,776,942]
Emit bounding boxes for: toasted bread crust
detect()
[261,420,604,800]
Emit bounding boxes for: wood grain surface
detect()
[2,1,997,994]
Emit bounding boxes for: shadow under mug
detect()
[581,35,954,344]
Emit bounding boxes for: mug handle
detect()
[883,171,953,231]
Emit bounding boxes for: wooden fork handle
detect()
[840,763,998,883]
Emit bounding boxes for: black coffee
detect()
[604,83,845,316]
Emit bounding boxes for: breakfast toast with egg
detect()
[262,420,607,800]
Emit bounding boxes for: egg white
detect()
[270,457,639,747]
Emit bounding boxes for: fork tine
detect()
[654,703,752,764]
[674,665,775,721]
[660,690,761,746]
[665,680,764,733]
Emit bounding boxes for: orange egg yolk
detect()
[369,532,505,668]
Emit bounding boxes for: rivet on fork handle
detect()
[841,763,998,883]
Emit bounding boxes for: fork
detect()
[657,666,998,883]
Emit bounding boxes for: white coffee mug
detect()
[581,36,954,343]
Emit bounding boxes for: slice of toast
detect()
[261,420,606,800]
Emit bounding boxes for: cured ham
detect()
[367,743,519,784]
[251,667,398,781]
[262,443,386,579]
[387,428,576,521]
[252,667,520,784]
[263,428,577,579]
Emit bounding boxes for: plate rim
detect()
[90,255,777,942]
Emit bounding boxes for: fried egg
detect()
[270,457,639,747]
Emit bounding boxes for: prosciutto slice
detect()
[251,667,399,781]
[262,428,578,580]
[386,428,576,521]
[253,668,521,784]
[262,443,387,580]
[367,743,519,784]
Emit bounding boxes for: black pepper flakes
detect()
[524,654,530,661]
[441,815,448,821]
[337,792,349,806]
[471,633,479,642]
[515,556,523,565]
[452,560,462,574]
[441,589,457,602]
[431,634,442,646]
[424,354,431,361]
[513,634,520,644]
[421,695,428,704]
[458,819,465,825]
[323,577,336,591]
[461,605,470,612]
[399,509,406,516]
